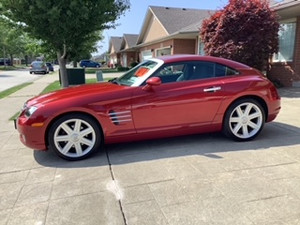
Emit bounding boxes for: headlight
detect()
[24,106,38,118]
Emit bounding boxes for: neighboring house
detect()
[108,36,122,68]
[269,0,300,87]
[136,6,215,61]
[119,34,139,67]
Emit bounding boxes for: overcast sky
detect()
[96,0,228,55]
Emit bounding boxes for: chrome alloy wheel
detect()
[53,118,96,159]
[228,102,263,139]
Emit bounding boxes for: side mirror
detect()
[143,77,162,91]
[146,77,162,86]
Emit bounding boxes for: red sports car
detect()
[16,55,281,160]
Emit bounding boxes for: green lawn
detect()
[85,68,118,74]
[0,82,33,99]
[0,65,27,71]
[40,78,110,94]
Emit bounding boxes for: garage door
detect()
[141,50,152,61]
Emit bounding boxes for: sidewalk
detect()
[1,73,300,225]
[0,74,59,132]
[0,71,124,131]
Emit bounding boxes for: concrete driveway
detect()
[0,84,300,225]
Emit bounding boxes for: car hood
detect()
[26,82,129,107]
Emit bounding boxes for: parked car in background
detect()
[16,55,281,160]
[46,62,54,72]
[79,60,101,68]
[29,61,48,74]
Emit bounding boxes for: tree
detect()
[68,31,103,67]
[0,20,26,66]
[1,0,129,87]
[200,0,279,71]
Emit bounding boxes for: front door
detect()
[131,61,228,133]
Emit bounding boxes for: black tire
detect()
[223,99,265,141]
[48,113,102,160]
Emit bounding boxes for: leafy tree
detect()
[68,31,103,67]
[1,0,129,87]
[200,0,279,71]
[0,22,27,66]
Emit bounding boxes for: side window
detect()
[187,62,215,80]
[153,63,186,83]
[215,64,239,77]
[184,62,240,81]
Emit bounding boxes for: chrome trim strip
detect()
[110,115,131,118]
[108,111,130,115]
[115,119,132,122]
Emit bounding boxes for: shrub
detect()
[117,65,129,72]
[130,62,138,68]
[200,0,280,71]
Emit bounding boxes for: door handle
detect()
[203,87,221,92]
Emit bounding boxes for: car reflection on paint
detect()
[16,55,281,160]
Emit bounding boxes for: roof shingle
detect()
[150,6,215,34]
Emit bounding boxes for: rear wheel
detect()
[223,99,265,141]
[48,114,102,160]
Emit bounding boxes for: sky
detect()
[97,0,229,55]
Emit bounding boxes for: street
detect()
[0,68,46,92]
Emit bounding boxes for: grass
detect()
[85,68,118,74]
[0,82,33,99]
[9,111,20,121]
[0,65,27,71]
[40,78,110,95]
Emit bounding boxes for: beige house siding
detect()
[143,17,168,43]
[111,46,116,53]
[120,52,139,67]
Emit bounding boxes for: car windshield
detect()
[115,60,160,86]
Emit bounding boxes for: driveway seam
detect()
[105,148,128,225]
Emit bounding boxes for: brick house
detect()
[136,6,215,61]
[269,0,300,87]
[119,34,139,67]
[108,36,122,68]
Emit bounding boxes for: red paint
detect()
[16,55,281,151]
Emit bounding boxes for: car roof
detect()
[156,55,251,69]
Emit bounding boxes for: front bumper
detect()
[15,116,47,151]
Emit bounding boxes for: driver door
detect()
[131,62,227,133]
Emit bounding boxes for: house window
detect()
[274,21,296,62]
[141,50,152,61]
[198,37,205,56]
[156,47,171,57]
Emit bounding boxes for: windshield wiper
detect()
[109,78,120,85]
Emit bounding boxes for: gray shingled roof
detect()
[150,6,215,34]
[110,36,123,52]
[123,34,139,48]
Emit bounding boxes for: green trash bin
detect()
[96,70,103,82]
[67,68,85,85]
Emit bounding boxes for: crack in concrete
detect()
[105,148,128,225]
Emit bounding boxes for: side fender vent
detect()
[109,110,132,125]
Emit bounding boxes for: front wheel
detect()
[48,114,102,160]
[223,99,265,141]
